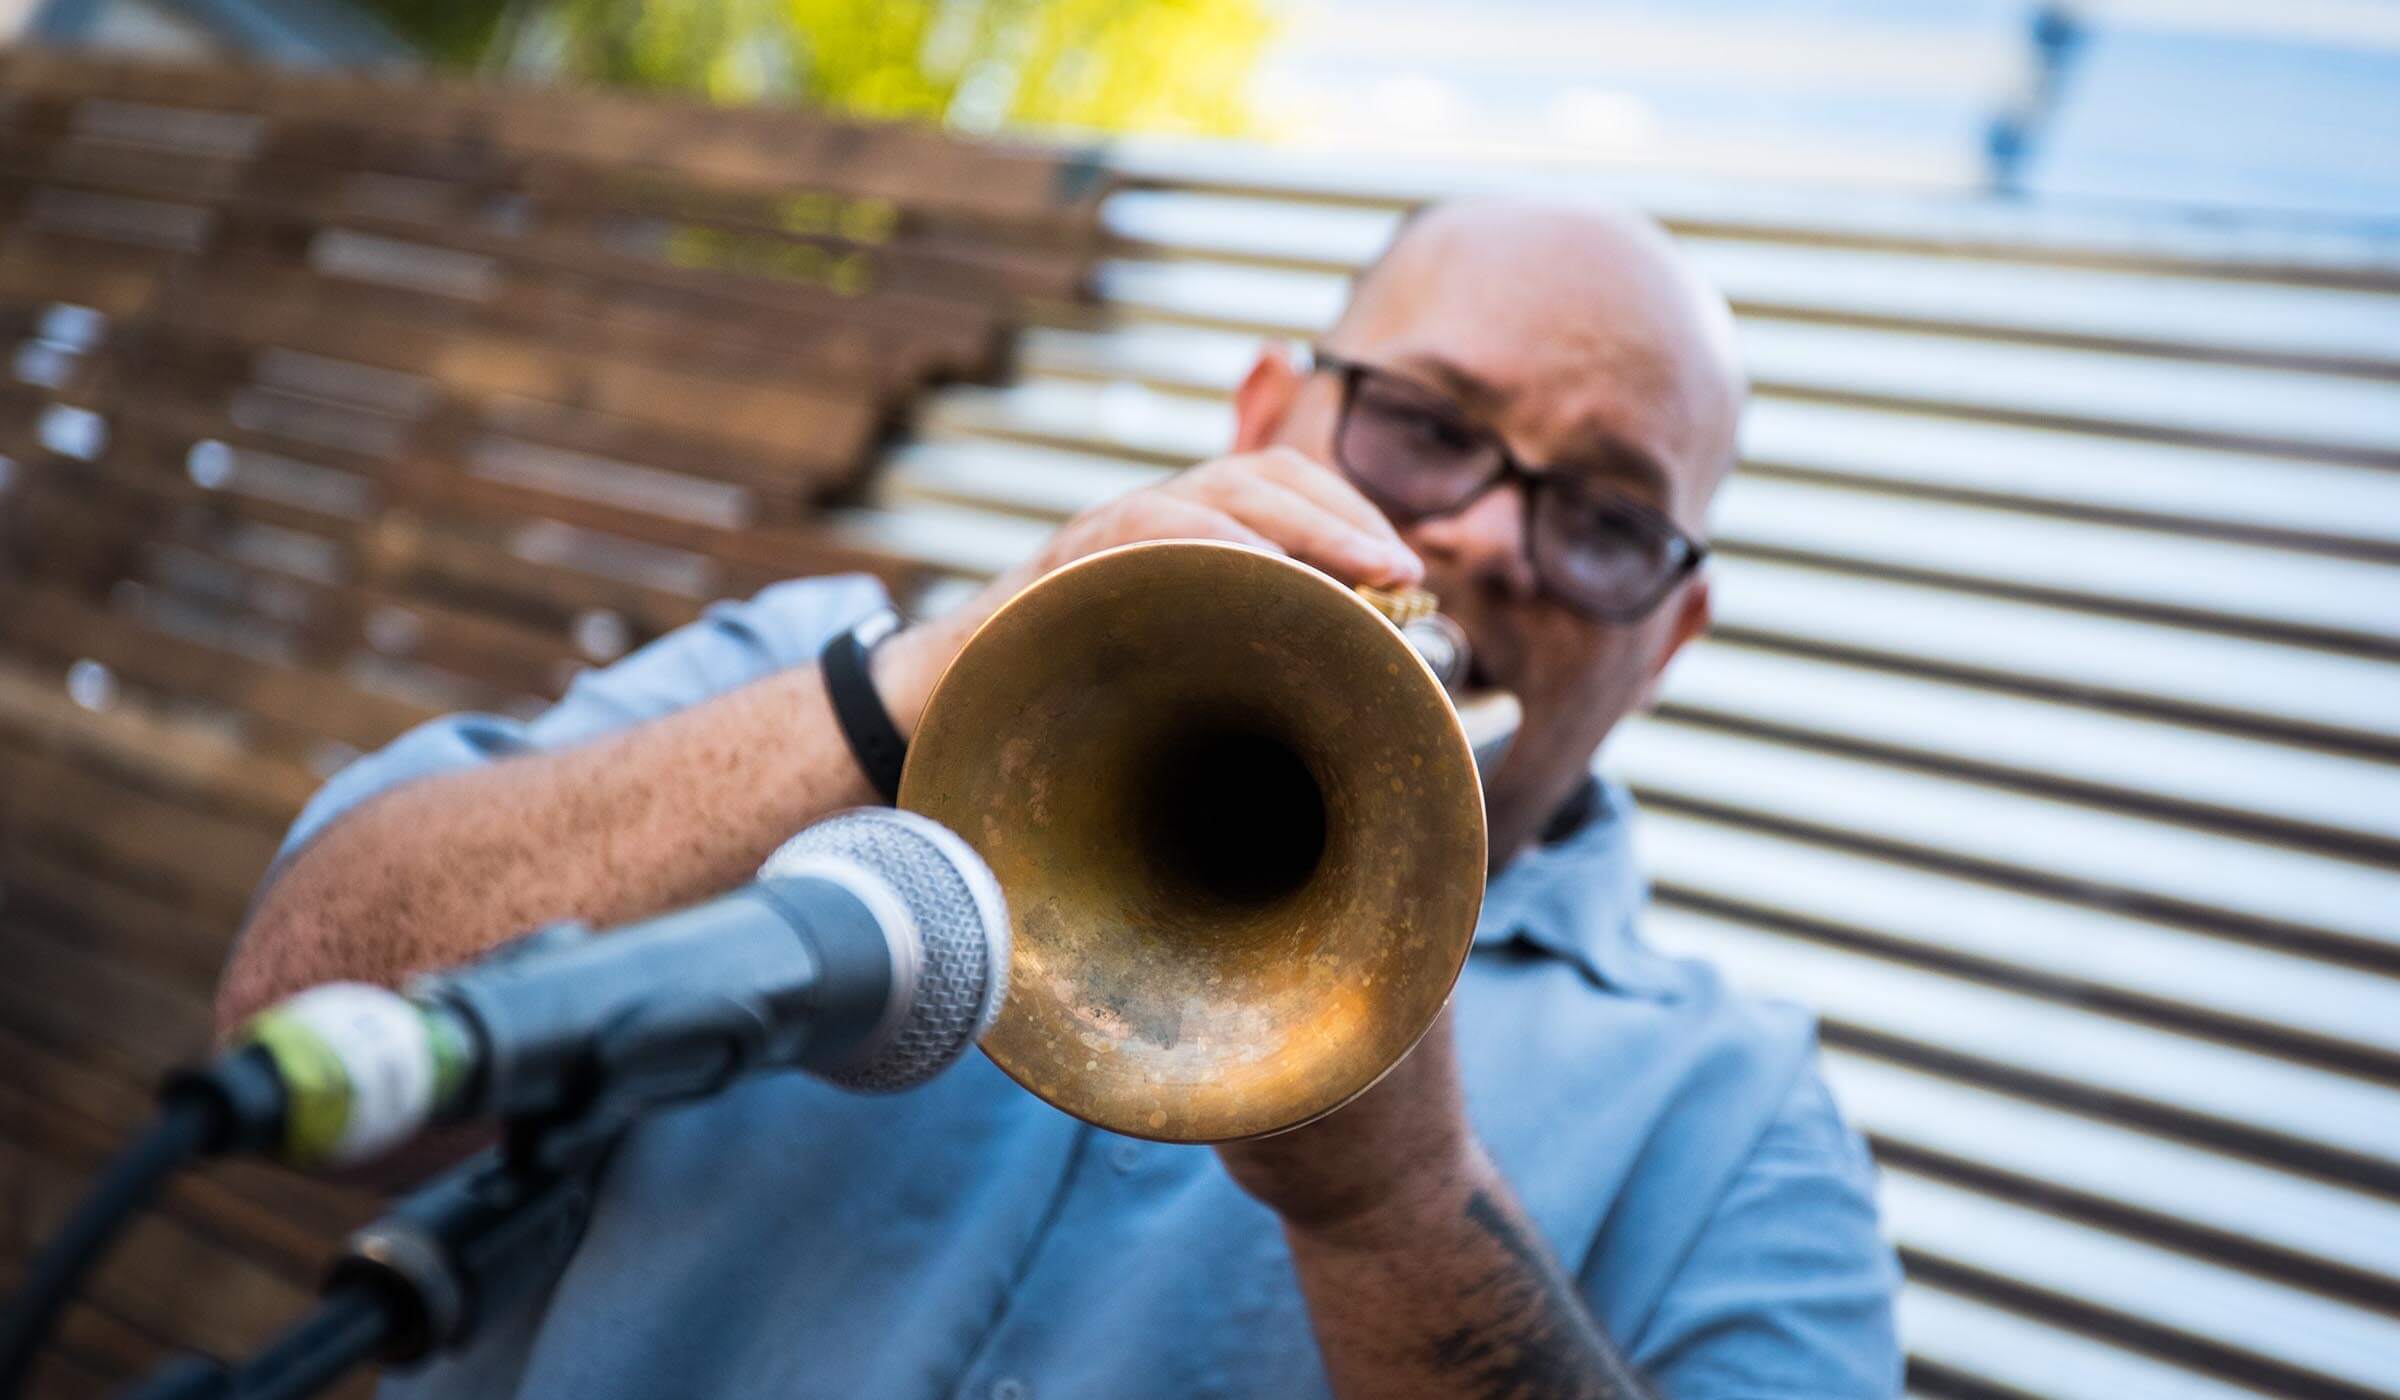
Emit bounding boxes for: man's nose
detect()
[1406,482,1540,601]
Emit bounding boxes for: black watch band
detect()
[820,608,908,804]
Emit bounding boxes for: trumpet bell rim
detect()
[899,539,1487,1142]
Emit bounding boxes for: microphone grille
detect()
[763,808,1010,1092]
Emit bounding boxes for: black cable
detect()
[121,1283,394,1400]
[234,1284,393,1400]
[115,1352,230,1400]
[0,1094,215,1398]
[0,1049,283,1399]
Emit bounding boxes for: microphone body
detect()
[438,863,913,1117]
[227,808,1008,1168]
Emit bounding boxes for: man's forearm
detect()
[215,443,1416,1032]
[1284,1146,1650,1400]
[216,617,966,1034]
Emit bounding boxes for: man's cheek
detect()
[1514,626,1612,711]
[1546,631,1651,726]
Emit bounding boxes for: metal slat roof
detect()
[1829,1054,2400,1286]
[1881,1169,2399,1393]
[848,160,2400,1397]
[1898,1284,2278,1400]
[1702,559,2400,750]
[1656,646,2400,848]
[1641,811,2400,1056]
[1614,718,2399,954]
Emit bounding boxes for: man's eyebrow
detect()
[1390,352,1505,416]
[1564,434,1674,505]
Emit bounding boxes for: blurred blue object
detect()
[2026,23,2400,221]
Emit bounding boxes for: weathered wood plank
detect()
[0,586,437,751]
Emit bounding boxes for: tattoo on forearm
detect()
[1423,1190,1650,1400]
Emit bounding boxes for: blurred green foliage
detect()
[360,0,1275,136]
[353,0,510,63]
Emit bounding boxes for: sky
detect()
[1240,0,2400,220]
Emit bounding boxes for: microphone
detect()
[217,807,1010,1169]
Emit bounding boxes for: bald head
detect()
[1334,198,1745,526]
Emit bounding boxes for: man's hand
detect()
[872,448,1423,738]
[1221,1018,1652,1400]
[1217,1008,1482,1235]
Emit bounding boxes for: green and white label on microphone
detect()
[241,982,460,1167]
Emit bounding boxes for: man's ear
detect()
[1232,342,1304,452]
[1637,575,1712,710]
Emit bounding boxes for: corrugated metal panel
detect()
[844,154,2400,1398]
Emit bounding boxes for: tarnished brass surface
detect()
[899,540,1488,1142]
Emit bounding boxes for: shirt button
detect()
[991,1380,1029,1400]
[1109,1142,1142,1173]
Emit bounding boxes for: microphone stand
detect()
[123,977,804,1398]
[125,1109,628,1400]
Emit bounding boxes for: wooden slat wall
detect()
[841,160,2400,1398]
[0,52,1105,1397]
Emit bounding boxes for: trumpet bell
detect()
[899,540,1487,1142]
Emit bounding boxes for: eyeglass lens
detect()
[1334,366,1688,620]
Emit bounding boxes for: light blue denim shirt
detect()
[279,576,1902,1399]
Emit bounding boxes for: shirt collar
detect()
[1470,775,1683,999]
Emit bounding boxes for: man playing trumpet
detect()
[222,199,1902,1398]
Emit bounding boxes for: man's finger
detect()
[1177,474,1422,588]
[1242,448,1410,548]
[1122,493,1280,556]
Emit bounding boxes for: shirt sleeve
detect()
[1635,1068,1905,1399]
[276,574,894,861]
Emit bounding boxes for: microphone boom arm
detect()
[128,1101,624,1400]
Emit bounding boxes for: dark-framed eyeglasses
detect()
[1308,348,1708,625]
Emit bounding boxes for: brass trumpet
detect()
[899,540,1488,1142]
